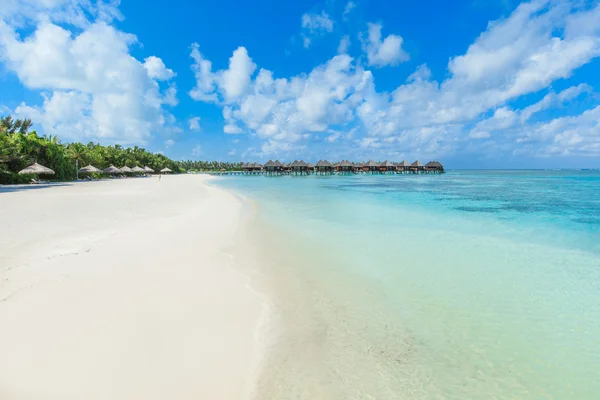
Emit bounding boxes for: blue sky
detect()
[1,0,599,168]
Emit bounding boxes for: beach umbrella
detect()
[131,166,145,173]
[78,164,101,174]
[103,165,120,174]
[120,166,133,173]
[160,167,172,174]
[144,166,154,173]
[19,163,55,175]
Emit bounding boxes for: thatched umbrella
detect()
[120,166,133,173]
[103,165,120,174]
[160,167,172,174]
[144,166,154,173]
[131,166,145,173]
[19,163,55,176]
[79,164,101,174]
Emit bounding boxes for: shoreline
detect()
[0,174,270,400]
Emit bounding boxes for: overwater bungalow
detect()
[353,162,364,173]
[290,160,310,175]
[363,160,381,173]
[307,162,314,172]
[425,161,444,173]
[264,160,282,174]
[397,160,410,173]
[315,160,334,174]
[379,160,396,173]
[410,160,425,173]
[336,160,355,173]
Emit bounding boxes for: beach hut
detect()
[251,162,263,173]
[315,160,334,174]
[379,160,396,173]
[290,160,309,175]
[337,160,354,173]
[160,167,172,174]
[410,161,425,173]
[363,160,380,173]
[19,163,55,183]
[264,160,280,174]
[425,161,444,173]
[396,161,410,173]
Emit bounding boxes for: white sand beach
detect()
[0,175,267,400]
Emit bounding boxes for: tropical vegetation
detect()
[177,160,244,172]
[1,115,183,184]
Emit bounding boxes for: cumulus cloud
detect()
[143,56,175,80]
[220,47,256,101]
[362,22,409,68]
[0,1,177,145]
[338,35,351,54]
[301,11,334,48]
[192,0,600,160]
[191,144,202,156]
[343,1,356,17]
[188,116,201,131]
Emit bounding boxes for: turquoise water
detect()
[216,171,600,399]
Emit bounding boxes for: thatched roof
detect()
[103,165,120,173]
[264,160,276,167]
[120,166,133,173]
[412,160,424,167]
[381,160,396,167]
[274,160,284,167]
[19,163,55,175]
[161,167,172,173]
[339,160,354,167]
[79,164,101,173]
[425,161,444,168]
[307,163,313,169]
[315,160,333,167]
[364,160,380,167]
[132,166,145,173]
[252,162,263,168]
[242,162,250,169]
[144,166,154,172]
[397,161,410,167]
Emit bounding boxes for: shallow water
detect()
[215,171,600,399]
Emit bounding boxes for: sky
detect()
[0,0,599,168]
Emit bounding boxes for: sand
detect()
[0,175,268,400]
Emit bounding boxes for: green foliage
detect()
[1,115,183,183]
[177,160,243,171]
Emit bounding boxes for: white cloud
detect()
[220,47,256,101]
[224,124,243,134]
[164,139,175,148]
[228,149,237,156]
[189,43,217,102]
[338,35,350,54]
[407,64,432,82]
[301,11,334,48]
[143,56,175,80]
[0,3,177,145]
[362,22,409,68]
[187,1,600,160]
[191,144,202,156]
[343,1,356,17]
[188,116,201,131]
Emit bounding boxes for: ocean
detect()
[214,170,600,400]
